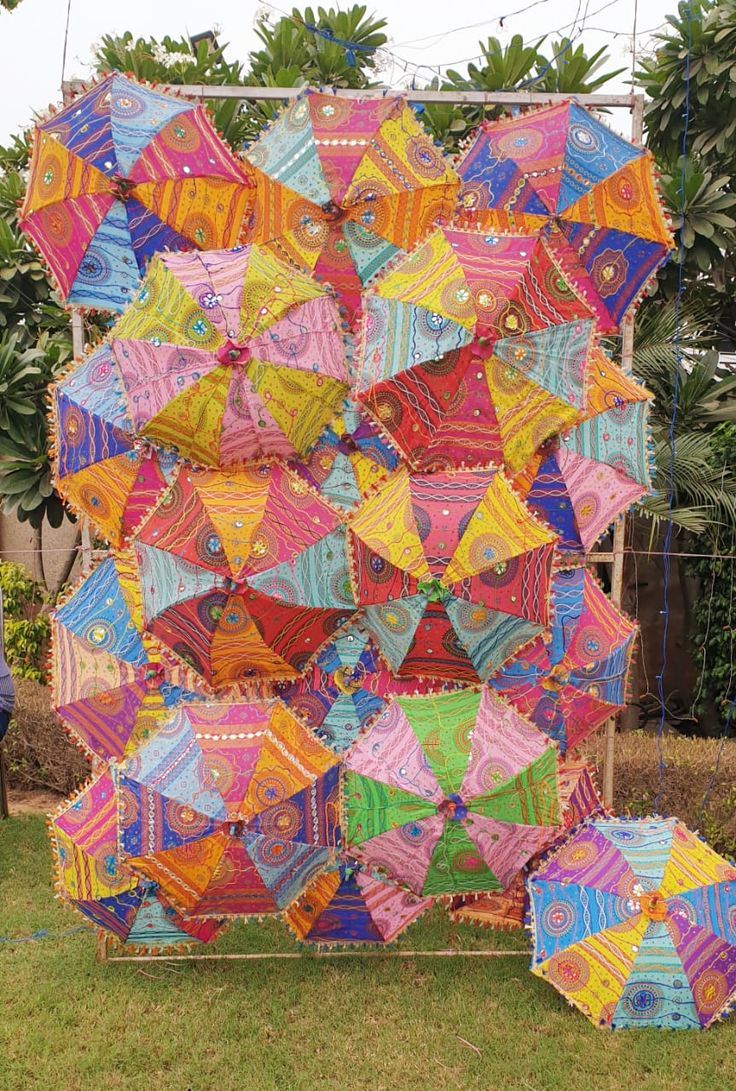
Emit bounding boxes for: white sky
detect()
[0,0,675,143]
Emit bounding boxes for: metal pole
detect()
[602,94,644,809]
[62,82,637,108]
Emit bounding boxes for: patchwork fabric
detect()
[529,817,736,1029]
[456,100,674,331]
[20,73,253,310]
[244,90,459,320]
[343,688,562,896]
[492,567,637,753]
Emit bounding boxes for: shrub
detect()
[0,560,50,681]
[586,730,736,858]
[4,677,89,794]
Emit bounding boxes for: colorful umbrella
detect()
[98,244,350,466]
[344,688,562,897]
[348,466,557,682]
[133,462,356,687]
[285,858,432,947]
[517,348,652,553]
[280,622,448,753]
[20,73,253,310]
[449,759,604,929]
[492,567,636,754]
[243,90,458,319]
[528,816,736,1029]
[72,881,225,951]
[118,699,340,917]
[293,398,399,511]
[51,345,178,546]
[51,551,203,762]
[355,226,597,473]
[457,101,674,331]
[51,767,137,907]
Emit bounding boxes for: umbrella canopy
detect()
[293,398,399,511]
[449,758,604,929]
[280,622,447,753]
[492,567,636,754]
[51,768,137,905]
[51,346,178,546]
[517,349,652,553]
[99,244,350,467]
[348,466,557,681]
[344,688,562,897]
[285,858,432,947]
[529,816,736,1029]
[133,462,356,687]
[243,90,459,319]
[457,101,674,331]
[20,73,253,311]
[355,227,597,473]
[51,551,202,761]
[72,881,225,951]
[118,699,341,917]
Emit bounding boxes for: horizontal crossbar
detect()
[62,81,640,108]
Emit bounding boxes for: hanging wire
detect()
[653,4,693,813]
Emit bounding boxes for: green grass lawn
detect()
[1,815,734,1091]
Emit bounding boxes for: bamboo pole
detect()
[106,948,529,963]
[601,95,644,810]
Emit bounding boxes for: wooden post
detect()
[602,94,644,810]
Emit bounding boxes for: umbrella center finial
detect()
[217,340,252,367]
[439,794,468,822]
[320,199,349,224]
[638,890,668,922]
[110,174,136,201]
[226,820,247,838]
[336,433,359,456]
[418,578,451,604]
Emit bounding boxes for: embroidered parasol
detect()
[133,462,356,687]
[492,567,637,754]
[457,100,674,331]
[118,699,340,917]
[344,688,562,896]
[20,73,253,310]
[354,226,597,473]
[284,858,432,947]
[293,398,399,512]
[529,816,736,1029]
[51,551,202,762]
[348,466,557,681]
[51,345,178,546]
[243,89,458,319]
[97,244,351,466]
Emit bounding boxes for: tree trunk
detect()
[50,527,82,597]
[30,522,45,589]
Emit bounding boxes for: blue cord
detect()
[0,925,91,945]
[302,22,377,67]
[654,4,693,813]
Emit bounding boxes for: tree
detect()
[422,35,624,150]
[638,1,736,330]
